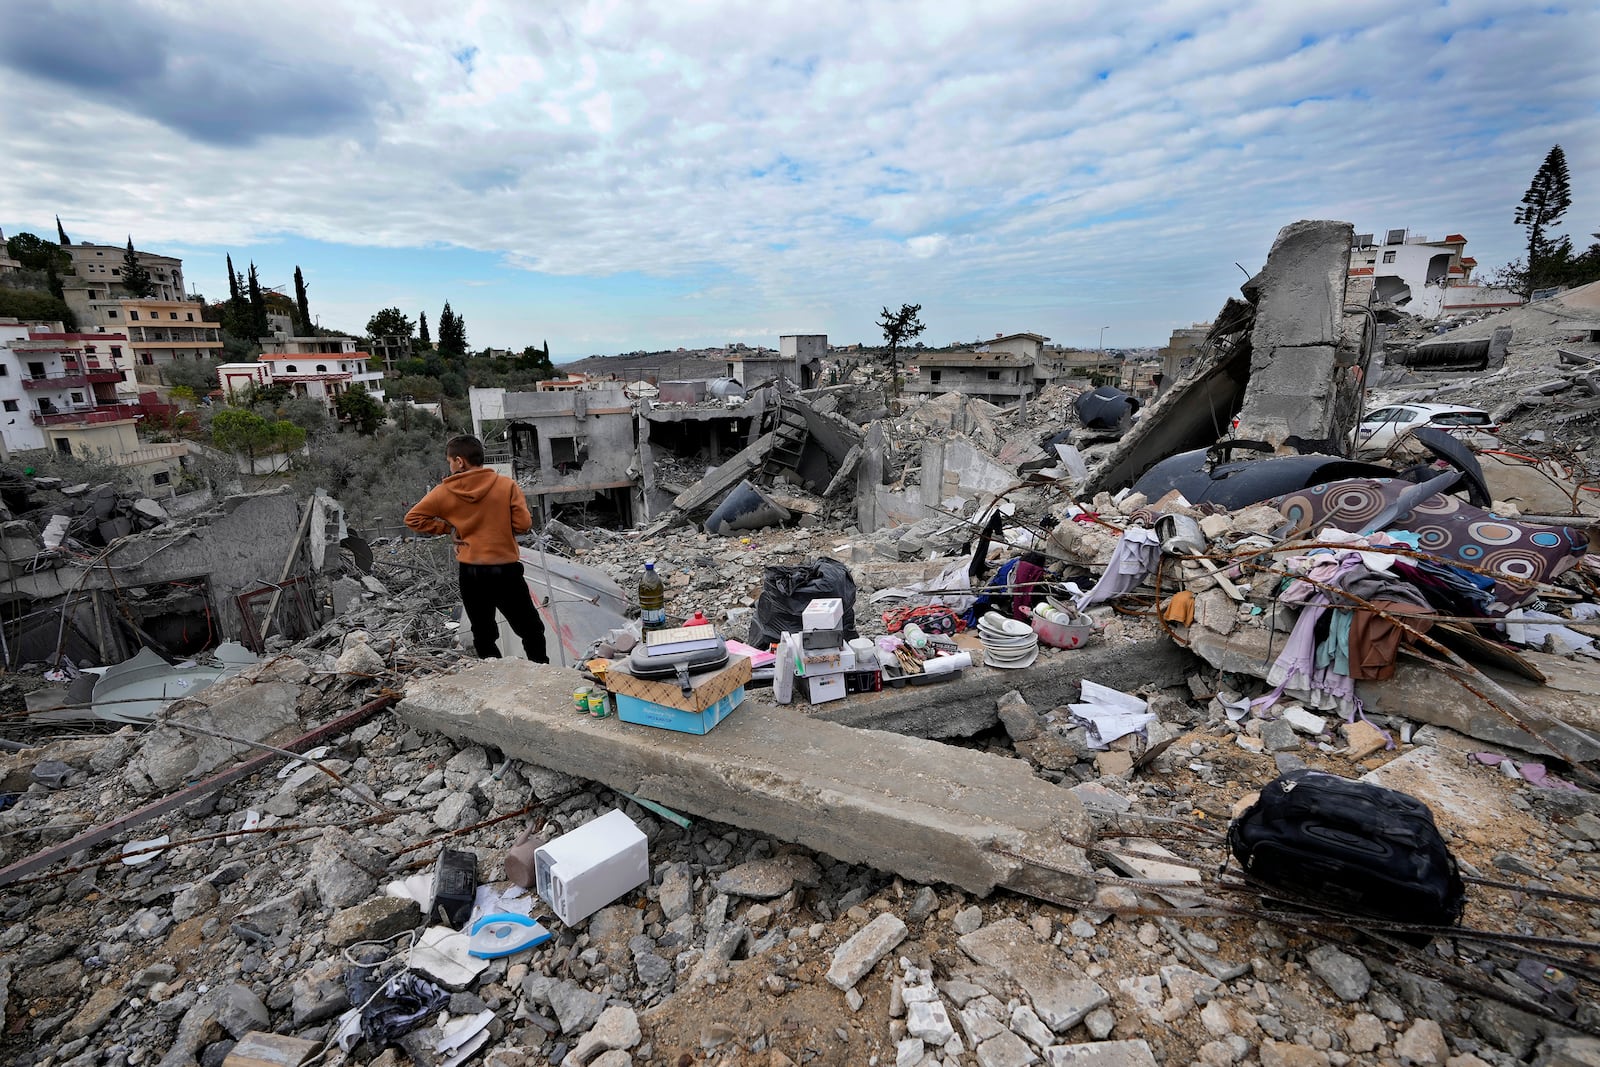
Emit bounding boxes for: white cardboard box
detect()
[534,809,649,926]
[802,598,845,632]
[805,673,847,704]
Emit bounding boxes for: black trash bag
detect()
[748,557,858,648]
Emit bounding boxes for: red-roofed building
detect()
[218,337,385,419]
[1346,228,1520,318]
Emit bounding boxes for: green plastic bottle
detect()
[639,561,666,630]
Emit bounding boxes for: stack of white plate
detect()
[978,611,1039,669]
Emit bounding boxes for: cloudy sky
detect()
[3,0,1597,358]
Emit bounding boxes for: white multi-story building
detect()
[0,318,187,493]
[218,342,385,418]
[1347,228,1522,318]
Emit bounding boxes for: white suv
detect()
[1355,403,1499,452]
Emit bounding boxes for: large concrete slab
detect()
[802,636,1193,739]
[398,660,1096,902]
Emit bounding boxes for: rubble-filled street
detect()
[4,224,1600,1067]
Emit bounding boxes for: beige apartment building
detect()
[86,298,223,385]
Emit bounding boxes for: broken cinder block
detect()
[1341,719,1389,760]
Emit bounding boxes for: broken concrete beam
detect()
[805,636,1192,740]
[1187,625,1600,762]
[1234,220,1361,450]
[672,432,776,516]
[397,661,1096,902]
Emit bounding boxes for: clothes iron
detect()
[467,913,551,959]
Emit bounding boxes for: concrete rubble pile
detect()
[2,224,1600,1067]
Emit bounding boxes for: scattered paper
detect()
[120,834,169,865]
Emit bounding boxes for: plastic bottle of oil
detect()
[639,561,666,630]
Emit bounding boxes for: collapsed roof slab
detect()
[1187,625,1600,762]
[397,660,1097,903]
[805,636,1193,739]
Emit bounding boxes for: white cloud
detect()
[1,0,1597,350]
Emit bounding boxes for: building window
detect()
[112,269,121,276]
[186,313,194,321]
[1,400,16,412]
[153,471,171,487]
[987,370,1000,380]
[0,366,8,377]
[141,354,154,366]
[1382,251,1397,264]
[107,310,118,319]
[84,345,96,354]
[169,312,178,319]
[111,346,122,357]
[95,251,104,256]
[316,364,328,373]
[285,364,298,373]
[71,392,84,403]
[930,370,941,384]
[129,310,139,321]
[55,438,72,457]
[550,436,586,472]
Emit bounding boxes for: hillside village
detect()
[2,214,1600,1067]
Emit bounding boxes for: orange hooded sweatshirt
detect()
[404,466,533,565]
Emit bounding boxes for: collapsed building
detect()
[3,222,1600,1067]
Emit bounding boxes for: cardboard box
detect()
[605,654,751,712]
[534,809,649,926]
[795,647,856,676]
[805,673,847,704]
[615,685,746,734]
[802,598,845,631]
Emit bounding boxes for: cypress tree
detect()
[294,266,312,334]
[121,236,153,297]
[247,262,269,338]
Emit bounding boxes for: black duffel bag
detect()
[1228,768,1466,927]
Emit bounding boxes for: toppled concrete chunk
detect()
[826,914,908,991]
[958,918,1109,1033]
[327,896,422,948]
[336,639,387,676]
[1043,1040,1158,1067]
[713,855,819,899]
[308,827,387,909]
[571,1005,641,1065]
[123,681,304,795]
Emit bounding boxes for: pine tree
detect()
[438,301,467,357]
[294,266,312,334]
[1515,144,1574,295]
[56,215,71,245]
[247,262,269,339]
[418,310,431,347]
[121,237,154,297]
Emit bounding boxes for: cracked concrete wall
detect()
[5,488,306,645]
[1234,220,1366,451]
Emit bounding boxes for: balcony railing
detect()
[21,372,89,390]
[30,406,140,427]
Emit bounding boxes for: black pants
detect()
[458,562,549,662]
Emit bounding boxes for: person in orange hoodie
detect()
[405,434,549,662]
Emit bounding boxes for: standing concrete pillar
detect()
[1233,220,1367,452]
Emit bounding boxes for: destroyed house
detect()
[906,348,1036,406]
[472,383,646,526]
